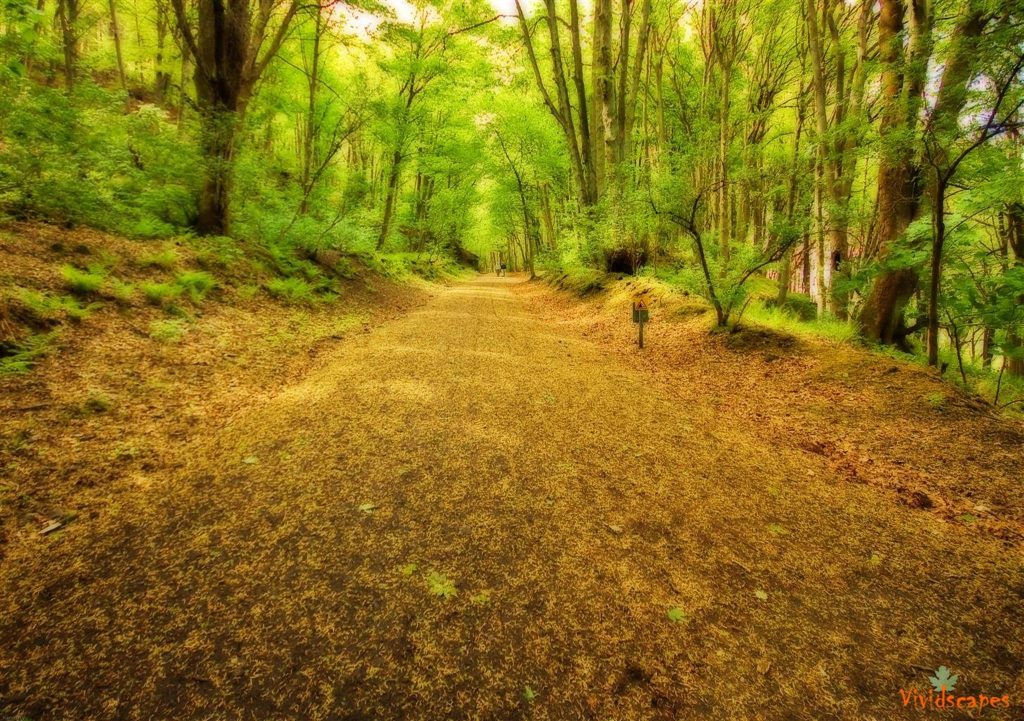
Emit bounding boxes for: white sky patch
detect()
[487,0,519,18]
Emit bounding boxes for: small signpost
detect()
[632,299,649,349]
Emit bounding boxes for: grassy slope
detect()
[0,221,455,553]
[536,270,1024,543]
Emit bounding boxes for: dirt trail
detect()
[1,275,1022,720]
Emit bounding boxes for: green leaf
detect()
[667,606,687,624]
[754,589,768,601]
[523,686,538,702]
[426,571,456,599]
[358,502,377,514]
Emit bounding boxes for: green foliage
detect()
[18,289,98,323]
[0,331,57,375]
[425,571,456,599]
[60,265,107,295]
[546,267,608,296]
[141,282,182,306]
[174,270,217,303]
[140,246,180,270]
[265,277,317,304]
[743,302,859,345]
[105,279,136,304]
[0,81,199,234]
[148,319,188,343]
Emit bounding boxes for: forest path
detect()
[1,275,1021,721]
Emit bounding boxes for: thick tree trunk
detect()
[196,109,239,236]
[592,0,615,192]
[170,0,298,235]
[154,2,171,102]
[859,0,923,345]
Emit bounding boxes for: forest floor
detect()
[1,262,1023,720]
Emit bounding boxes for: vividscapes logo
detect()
[899,665,1012,712]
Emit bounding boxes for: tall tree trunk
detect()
[567,0,596,203]
[1004,203,1024,376]
[858,0,926,345]
[927,177,947,366]
[154,1,171,102]
[299,5,322,215]
[592,0,615,193]
[196,110,239,236]
[718,69,731,261]
[108,0,128,92]
[170,0,299,235]
[377,149,402,249]
[56,0,79,90]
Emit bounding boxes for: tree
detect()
[169,0,300,235]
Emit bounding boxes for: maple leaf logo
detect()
[928,666,958,693]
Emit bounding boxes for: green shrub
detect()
[0,332,57,375]
[148,319,188,343]
[105,279,135,304]
[265,277,316,304]
[139,246,180,270]
[141,282,182,306]
[60,265,107,295]
[194,236,244,271]
[174,270,217,302]
[548,267,607,296]
[18,290,98,323]
[237,284,260,300]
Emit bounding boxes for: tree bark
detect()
[377,149,403,249]
[859,0,925,345]
[109,0,128,92]
[56,0,79,90]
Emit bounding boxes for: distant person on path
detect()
[500,262,507,277]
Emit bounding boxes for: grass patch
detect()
[742,302,858,345]
[141,282,182,306]
[104,279,135,304]
[139,246,180,270]
[174,270,217,303]
[148,319,188,343]
[265,277,317,304]
[547,266,608,296]
[60,265,107,295]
